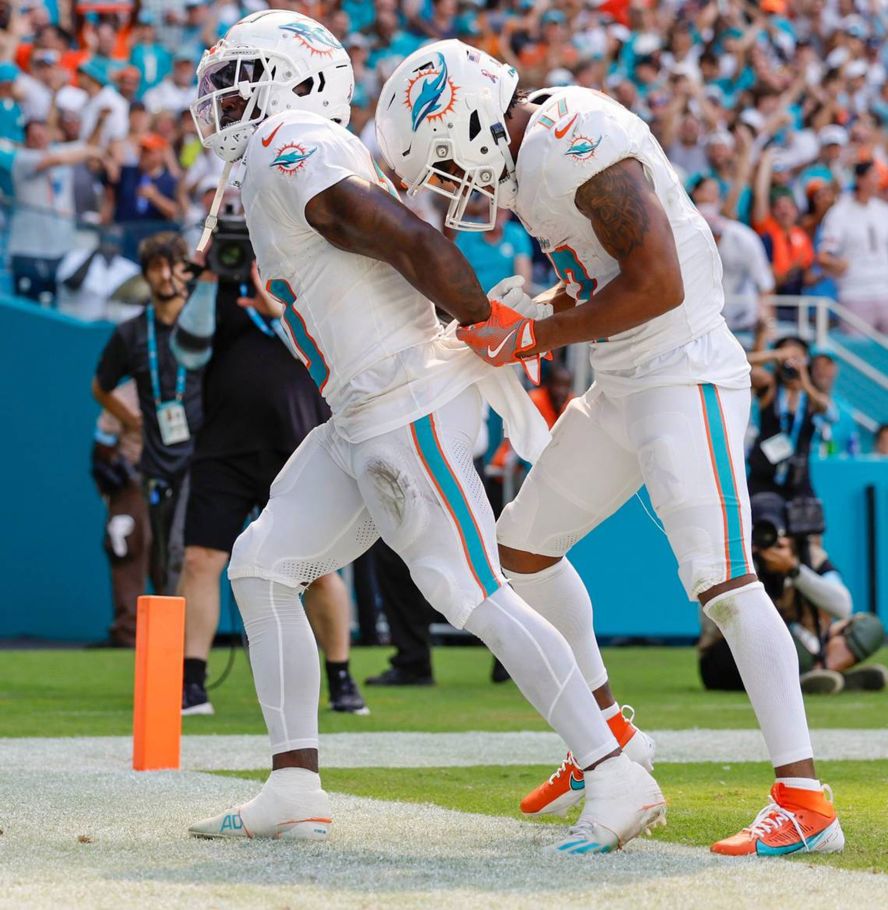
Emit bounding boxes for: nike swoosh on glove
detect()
[486,275,553,320]
[456,300,543,384]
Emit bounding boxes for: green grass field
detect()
[3,645,887,737]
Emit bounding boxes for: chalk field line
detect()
[2,728,887,773]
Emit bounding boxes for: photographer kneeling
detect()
[699,492,886,694]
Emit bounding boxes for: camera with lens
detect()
[779,362,800,382]
[206,216,254,283]
[751,493,825,552]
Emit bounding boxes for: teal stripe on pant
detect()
[701,384,748,579]
[411,414,500,599]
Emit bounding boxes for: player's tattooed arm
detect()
[530,158,684,353]
[305,176,491,325]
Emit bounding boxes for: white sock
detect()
[776,777,821,791]
[239,767,325,832]
[231,577,321,755]
[464,585,617,767]
[504,559,609,691]
[703,581,813,767]
[600,702,621,721]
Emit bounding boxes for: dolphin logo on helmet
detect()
[410,54,451,132]
[279,20,343,56]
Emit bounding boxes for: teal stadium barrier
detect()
[1,295,886,642]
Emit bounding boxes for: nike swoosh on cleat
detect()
[261,123,283,148]
[487,328,517,359]
[554,114,578,139]
[568,774,585,791]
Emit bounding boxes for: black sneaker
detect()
[329,673,370,714]
[842,664,888,691]
[800,668,844,695]
[182,682,215,716]
[364,666,434,686]
[491,657,511,684]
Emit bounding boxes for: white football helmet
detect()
[191,10,354,162]
[375,40,519,232]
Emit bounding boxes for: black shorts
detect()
[184,450,289,553]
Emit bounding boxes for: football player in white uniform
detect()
[186,13,665,853]
[377,40,844,857]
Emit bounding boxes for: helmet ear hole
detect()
[468,109,481,141]
[293,76,314,97]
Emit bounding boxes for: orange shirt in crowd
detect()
[753,215,814,285]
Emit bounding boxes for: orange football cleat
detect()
[520,751,586,817]
[711,782,844,856]
[520,706,656,816]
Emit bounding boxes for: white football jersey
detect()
[513,87,747,386]
[240,109,491,443]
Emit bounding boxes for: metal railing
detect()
[778,295,888,433]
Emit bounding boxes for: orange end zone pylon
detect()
[132,595,185,771]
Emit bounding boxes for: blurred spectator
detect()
[666,112,708,180]
[689,129,753,222]
[454,207,532,295]
[92,232,204,596]
[798,126,851,197]
[753,150,815,298]
[0,62,25,144]
[875,425,888,457]
[143,51,198,116]
[104,132,180,259]
[0,119,103,303]
[701,205,774,333]
[112,66,143,106]
[77,58,129,147]
[55,226,141,322]
[129,11,173,98]
[809,352,860,457]
[747,335,830,500]
[818,161,888,334]
[90,381,148,648]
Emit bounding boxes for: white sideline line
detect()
[0,766,884,910]
[1,729,887,772]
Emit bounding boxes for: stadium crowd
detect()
[0,1,885,693]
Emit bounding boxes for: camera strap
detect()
[774,387,807,486]
[146,306,187,408]
[244,303,276,338]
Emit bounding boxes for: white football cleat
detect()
[520,705,656,817]
[189,767,332,841]
[550,753,666,856]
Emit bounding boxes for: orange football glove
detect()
[456,299,543,383]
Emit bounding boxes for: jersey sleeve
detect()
[541,106,636,200]
[252,114,362,230]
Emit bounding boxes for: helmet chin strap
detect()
[196,160,234,253]
[491,121,518,209]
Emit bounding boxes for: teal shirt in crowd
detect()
[455,221,533,294]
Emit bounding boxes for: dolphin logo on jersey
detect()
[406,53,457,132]
[565,135,603,162]
[279,20,343,56]
[271,142,317,174]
